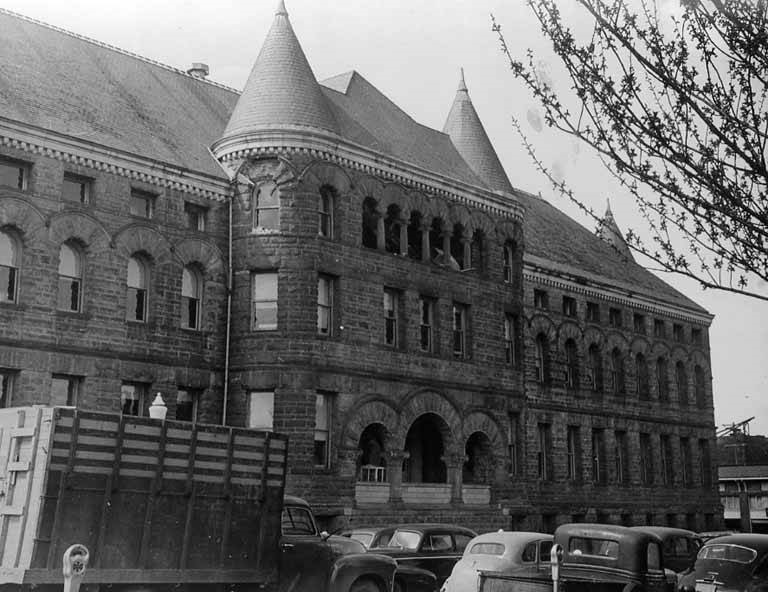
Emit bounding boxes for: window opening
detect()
[254,181,279,230]
[126,256,148,322]
[182,267,202,329]
[58,243,82,312]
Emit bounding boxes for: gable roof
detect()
[0,9,237,179]
[0,8,707,315]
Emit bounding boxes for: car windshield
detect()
[470,542,505,556]
[388,530,421,550]
[698,544,757,564]
[350,532,373,547]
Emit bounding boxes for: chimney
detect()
[187,63,209,79]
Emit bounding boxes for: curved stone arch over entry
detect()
[395,390,461,452]
[462,410,505,451]
[528,313,557,342]
[557,320,582,350]
[402,412,451,484]
[584,326,606,348]
[340,397,399,451]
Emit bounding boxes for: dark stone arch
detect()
[112,224,174,267]
[0,196,46,241]
[340,397,399,450]
[395,390,461,452]
[48,211,110,250]
[173,238,226,282]
[299,159,352,194]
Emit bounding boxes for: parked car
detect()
[373,523,478,588]
[441,530,553,592]
[343,526,397,550]
[678,533,768,592]
[551,523,675,592]
[633,526,703,573]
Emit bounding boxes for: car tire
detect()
[350,578,381,592]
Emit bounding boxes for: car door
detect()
[278,504,333,592]
[417,530,456,585]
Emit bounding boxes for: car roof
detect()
[283,494,310,507]
[703,533,768,552]
[393,524,478,535]
[631,526,700,539]
[468,531,552,551]
[556,523,660,544]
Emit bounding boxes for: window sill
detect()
[55,309,88,319]
[0,300,21,310]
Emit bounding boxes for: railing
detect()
[359,465,387,483]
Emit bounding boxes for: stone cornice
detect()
[211,128,524,222]
[523,256,714,325]
[0,118,231,201]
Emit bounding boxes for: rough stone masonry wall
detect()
[519,274,721,531]
[223,154,527,529]
[0,145,228,421]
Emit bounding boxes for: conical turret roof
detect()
[443,69,513,193]
[219,1,338,141]
[598,199,634,260]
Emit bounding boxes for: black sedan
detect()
[678,533,768,592]
[373,523,477,588]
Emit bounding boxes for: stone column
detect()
[399,219,408,256]
[377,217,386,250]
[444,453,466,504]
[420,223,431,262]
[441,230,452,262]
[387,450,408,503]
[462,237,471,270]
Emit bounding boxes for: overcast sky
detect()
[1,0,765,435]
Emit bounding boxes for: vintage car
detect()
[280,496,397,591]
[632,526,702,573]
[373,523,478,588]
[343,526,398,550]
[677,533,768,592]
[553,523,675,592]
[441,530,553,592]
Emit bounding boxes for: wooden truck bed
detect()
[0,406,287,585]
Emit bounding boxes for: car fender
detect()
[394,563,438,590]
[329,552,397,592]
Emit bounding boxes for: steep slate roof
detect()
[521,192,707,312]
[0,8,706,314]
[220,2,339,141]
[0,9,237,178]
[442,70,514,194]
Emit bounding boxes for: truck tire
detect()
[350,578,380,592]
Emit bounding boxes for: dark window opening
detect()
[407,211,423,259]
[358,423,388,482]
[362,197,379,249]
[562,296,577,317]
[463,431,493,484]
[384,204,401,254]
[403,413,447,483]
[565,339,578,389]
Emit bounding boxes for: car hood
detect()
[327,534,368,557]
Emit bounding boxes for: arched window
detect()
[450,223,466,269]
[0,230,20,303]
[362,197,379,249]
[656,357,669,402]
[609,348,624,394]
[565,339,578,389]
[535,334,548,383]
[694,365,706,408]
[126,256,149,322]
[503,241,516,284]
[587,344,603,392]
[636,353,650,399]
[253,181,279,230]
[318,185,334,238]
[57,243,82,312]
[181,266,202,330]
[676,362,688,406]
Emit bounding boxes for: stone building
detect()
[0,4,720,531]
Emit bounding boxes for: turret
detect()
[443,69,513,193]
[598,199,634,260]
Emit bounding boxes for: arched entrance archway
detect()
[403,413,448,483]
[357,423,388,483]
[463,431,493,484]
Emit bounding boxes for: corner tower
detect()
[212,0,338,161]
[598,199,634,260]
[443,69,513,194]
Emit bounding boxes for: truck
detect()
[0,406,397,591]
